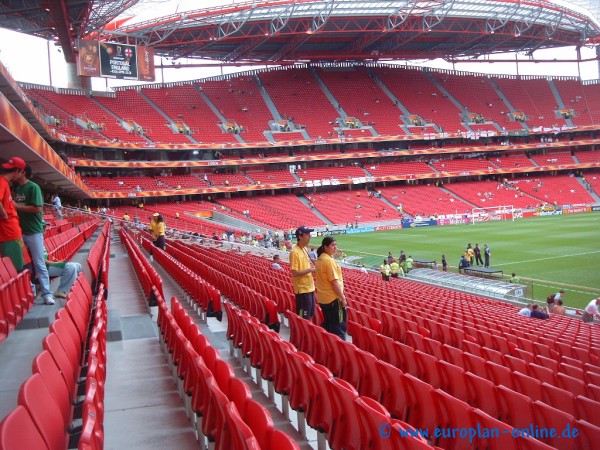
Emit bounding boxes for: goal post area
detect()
[471,205,520,223]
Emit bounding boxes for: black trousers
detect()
[318,299,346,340]
[155,235,166,250]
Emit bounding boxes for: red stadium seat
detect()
[18,373,68,450]
[485,361,515,391]
[465,372,500,419]
[533,400,577,450]
[0,405,49,450]
[433,389,477,450]
[497,385,536,430]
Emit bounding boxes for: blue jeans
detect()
[23,233,52,297]
[48,262,83,294]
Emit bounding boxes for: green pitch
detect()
[336,213,600,309]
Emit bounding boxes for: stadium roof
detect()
[0,0,140,63]
[97,0,600,62]
[0,1,599,65]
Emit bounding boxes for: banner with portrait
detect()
[77,39,100,77]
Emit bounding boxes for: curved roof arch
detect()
[96,0,600,62]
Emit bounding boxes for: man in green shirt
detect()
[509,272,520,284]
[14,164,54,305]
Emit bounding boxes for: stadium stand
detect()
[553,79,594,127]
[379,184,474,217]
[371,66,468,133]
[200,76,273,143]
[258,68,339,139]
[2,1,600,445]
[315,66,405,136]
[493,77,567,129]
[429,72,522,131]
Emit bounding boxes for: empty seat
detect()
[533,400,577,450]
[438,360,469,402]
[556,372,586,397]
[414,350,442,388]
[465,372,500,418]
[0,405,49,450]
[576,395,600,428]
[463,353,487,377]
[497,385,536,430]
[512,371,544,402]
[442,343,465,367]
[403,373,439,432]
[486,361,515,391]
[472,408,520,450]
[528,363,556,384]
[376,361,409,421]
[504,355,530,376]
[18,373,68,450]
[433,389,476,450]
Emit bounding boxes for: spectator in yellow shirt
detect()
[315,236,346,340]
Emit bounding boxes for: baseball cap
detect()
[152,212,159,217]
[295,226,314,238]
[2,157,26,170]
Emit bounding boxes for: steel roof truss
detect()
[216,9,254,41]
[311,0,335,33]
[422,0,456,31]
[484,0,520,34]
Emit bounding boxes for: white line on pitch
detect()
[494,250,600,267]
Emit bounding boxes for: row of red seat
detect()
[174,242,295,316]
[345,273,600,347]
[151,238,222,322]
[350,305,600,383]
[165,241,279,328]
[159,295,299,450]
[43,218,73,239]
[288,314,599,450]
[0,275,107,450]
[46,218,101,261]
[351,319,600,433]
[0,257,34,343]
[86,221,112,295]
[120,228,164,306]
[347,278,600,364]
[359,292,600,369]
[226,301,442,450]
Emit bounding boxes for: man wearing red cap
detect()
[0,157,26,272]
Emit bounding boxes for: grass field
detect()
[336,213,600,309]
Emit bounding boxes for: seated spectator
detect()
[46,256,83,300]
[551,299,566,316]
[509,272,520,284]
[458,255,468,274]
[583,298,600,323]
[272,255,282,270]
[518,304,532,317]
[549,290,565,307]
[530,304,550,320]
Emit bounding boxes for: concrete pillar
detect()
[597,45,600,80]
[66,62,91,90]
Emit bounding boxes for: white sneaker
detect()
[43,295,55,305]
